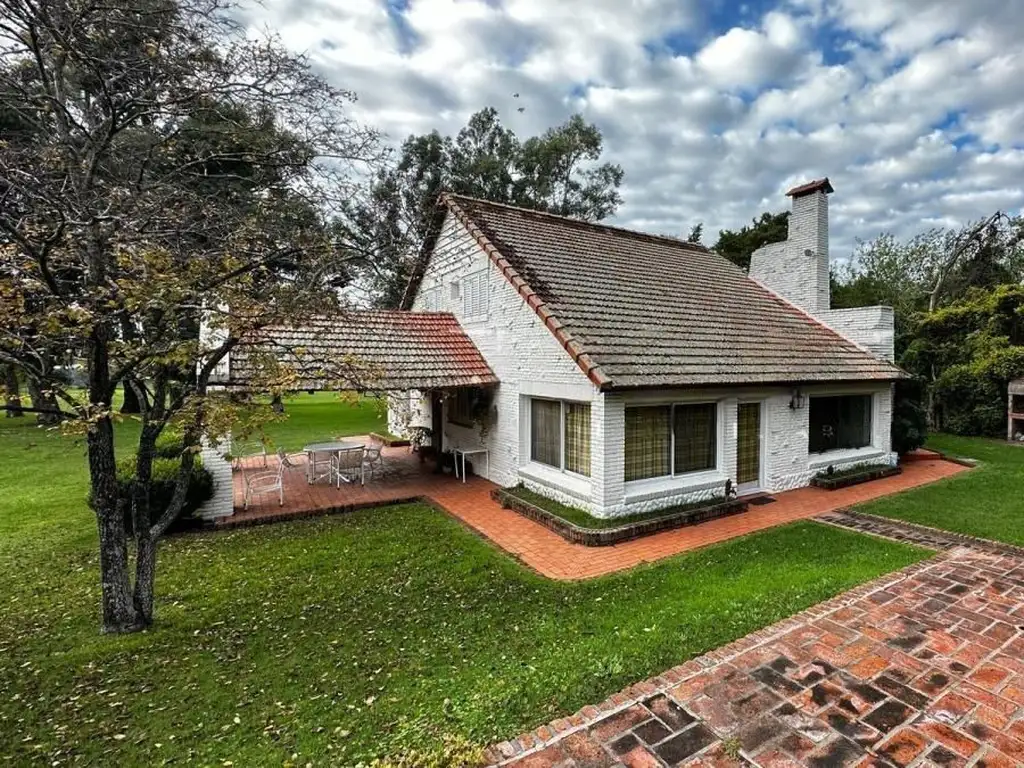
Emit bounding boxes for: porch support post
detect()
[590,392,625,517]
[722,398,740,485]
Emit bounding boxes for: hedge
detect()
[89,454,214,534]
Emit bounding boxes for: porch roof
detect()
[227,310,498,392]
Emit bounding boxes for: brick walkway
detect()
[224,444,967,581]
[489,542,1024,767]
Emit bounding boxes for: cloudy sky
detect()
[245,0,1024,262]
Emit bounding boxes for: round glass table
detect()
[302,440,365,484]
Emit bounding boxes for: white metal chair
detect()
[276,447,302,471]
[242,459,286,510]
[232,439,268,471]
[331,447,365,487]
[362,445,384,481]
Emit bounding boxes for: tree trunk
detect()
[271,393,285,413]
[3,365,22,417]
[133,534,157,626]
[121,382,142,414]
[27,377,62,426]
[131,423,159,626]
[88,418,140,633]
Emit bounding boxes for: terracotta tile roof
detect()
[228,310,497,391]
[442,194,903,389]
[786,177,834,197]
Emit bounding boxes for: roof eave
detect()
[600,371,906,391]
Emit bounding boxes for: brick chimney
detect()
[749,178,896,362]
[749,177,833,315]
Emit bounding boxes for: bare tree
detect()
[0,0,381,632]
[927,212,1008,313]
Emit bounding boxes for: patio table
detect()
[302,440,365,484]
[454,447,489,483]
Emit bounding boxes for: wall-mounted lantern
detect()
[789,388,806,410]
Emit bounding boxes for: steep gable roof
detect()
[434,194,903,390]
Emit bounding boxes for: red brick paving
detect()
[224,442,966,580]
[490,546,1024,767]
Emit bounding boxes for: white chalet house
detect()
[383,178,904,518]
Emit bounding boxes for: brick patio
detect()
[489,541,1024,767]
[223,443,967,580]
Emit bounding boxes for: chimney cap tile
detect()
[786,177,834,197]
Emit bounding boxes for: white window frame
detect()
[529,397,590,478]
[624,400,722,483]
[807,393,874,455]
[461,270,489,318]
[805,387,887,469]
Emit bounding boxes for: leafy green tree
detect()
[686,223,704,244]
[347,108,624,307]
[713,211,789,270]
[0,0,379,632]
[891,378,928,455]
[903,285,1024,435]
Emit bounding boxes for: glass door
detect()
[737,402,762,491]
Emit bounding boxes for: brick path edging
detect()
[484,552,945,764]
[827,508,1024,559]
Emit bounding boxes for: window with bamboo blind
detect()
[530,398,591,477]
[624,402,718,482]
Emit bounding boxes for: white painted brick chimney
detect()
[749,178,833,314]
[749,178,896,363]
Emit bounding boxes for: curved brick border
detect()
[484,553,943,764]
[491,488,749,547]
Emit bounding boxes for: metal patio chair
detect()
[330,446,365,487]
[242,459,286,510]
[362,445,385,481]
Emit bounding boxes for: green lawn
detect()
[857,434,1024,546]
[0,400,929,766]
[246,391,388,451]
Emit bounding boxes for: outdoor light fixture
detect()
[789,388,805,410]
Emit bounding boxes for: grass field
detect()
[857,434,1024,546]
[0,398,931,765]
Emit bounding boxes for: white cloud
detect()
[243,0,1024,262]
[695,15,806,89]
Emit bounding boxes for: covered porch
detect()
[200,309,501,523]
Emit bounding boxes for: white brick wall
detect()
[196,438,235,520]
[386,390,431,438]
[819,307,896,362]
[749,186,896,364]
[408,212,598,491]
[586,383,894,518]
[769,383,896,492]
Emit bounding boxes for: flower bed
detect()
[811,463,902,491]
[492,486,748,547]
